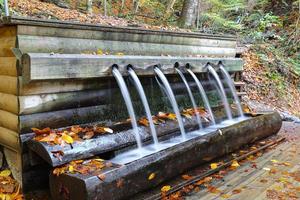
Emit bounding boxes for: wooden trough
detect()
[49,112,282,200]
[0,16,246,191]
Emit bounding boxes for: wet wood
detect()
[49,112,282,200]
[22,53,243,82]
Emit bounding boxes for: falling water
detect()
[187,69,216,125]
[128,67,159,146]
[175,68,202,129]
[112,67,142,149]
[207,64,233,120]
[219,64,244,117]
[154,67,186,140]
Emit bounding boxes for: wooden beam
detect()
[0,26,16,57]
[0,57,17,76]
[22,54,243,82]
[18,35,237,57]
[0,127,20,151]
[17,25,236,48]
[0,75,18,95]
[0,93,18,114]
[0,110,18,132]
[3,16,236,41]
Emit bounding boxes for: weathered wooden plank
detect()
[0,57,17,76]
[17,25,236,48]
[18,35,237,57]
[0,93,18,114]
[3,16,236,41]
[0,26,16,57]
[19,105,108,134]
[0,127,20,152]
[18,89,112,114]
[19,77,108,95]
[22,54,243,82]
[0,110,18,132]
[0,75,18,95]
[49,112,282,200]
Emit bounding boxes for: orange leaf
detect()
[31,127,51,135]
[83,131,94,139]
[232,189,242,194]
[182,174,192,180]
[138,118,149,127]
[98,174,106,181]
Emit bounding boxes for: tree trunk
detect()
[178,0,199,28]
[86,0,93,14]
[164,0,177,19]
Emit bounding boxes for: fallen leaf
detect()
[62,133,74,144]
[68,165,74,173]
[231,160,240,168]
[116,179,124,188]
[271,159,279,163]
[31,127,51,135]
[221,194,231,198]
[210,163,218,170]
[161,185,171,192]
[182,174,192,180]
[207,185,221,194]
[138,118,149,127]
[104,127,113,134]
[232,189,242,194]
[148,173,155,180]
[97,174,106,181]
[0,170,11,177]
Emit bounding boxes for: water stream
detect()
[128,67,159,146]
[187,69,216,125]
[112,67,143,149]
[207,64,233,120]
[219,64,244,117]
[154,67,186,140]
[175,68,202,129]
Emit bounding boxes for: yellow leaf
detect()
[62,133,74,144]
[231,160,240,168]
[148,173,155,180]
[104,128,113,134]
[271,159,279,163]
[97,49,103,55]
[210,163,218,169]
[0,169,11,177]
[161,185,171,192]
[221,194,231,198]
[115,52,124,56]
[68,165,74,173]
[0,194,11,200]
